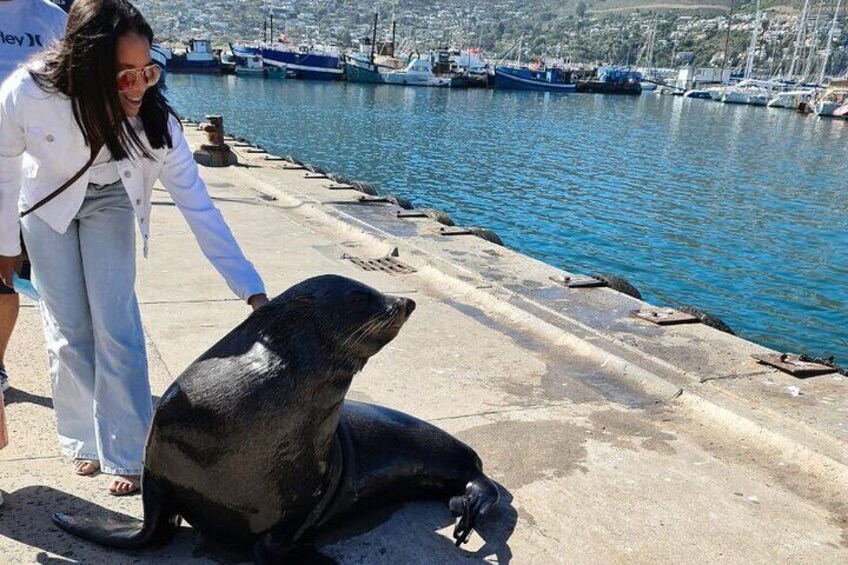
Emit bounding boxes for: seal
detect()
[52,274,499,562]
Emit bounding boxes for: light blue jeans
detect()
[21,180,151,475]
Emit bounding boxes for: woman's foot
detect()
[109,475,141,496]
[73,459,100,476]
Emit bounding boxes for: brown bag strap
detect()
[19,142,104,218]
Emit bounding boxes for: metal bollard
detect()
[193,114,238,167]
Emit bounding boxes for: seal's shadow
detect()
[316,482,517,564]
[0,484,516,564]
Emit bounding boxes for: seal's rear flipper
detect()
[52,476,180,549]
[450,475,500,546]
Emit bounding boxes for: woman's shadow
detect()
[3,388,53,409]
[0,484,517,564]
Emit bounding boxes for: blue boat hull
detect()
[234,45,342,81]
[494,68,576,92]
[344,62,382,84]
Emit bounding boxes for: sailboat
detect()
[722,0,774,105]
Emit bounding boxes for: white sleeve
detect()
[157,116,266,302]
[0,72,26,256]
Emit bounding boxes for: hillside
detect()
[136,0,845,73]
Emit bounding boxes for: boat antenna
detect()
[496,38,521,67]
[371,12,378,63]
[518,37,523,67]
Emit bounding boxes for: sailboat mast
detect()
[720,0,735,84]
[744,0,761,79]
[819,0,843,84]
[801,0,826,81]
[788,0,811,79]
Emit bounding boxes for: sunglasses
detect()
[116,64,161,92]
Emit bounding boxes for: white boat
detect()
[721,79,780,106]
[709,87,725,101]
[767,89,817,109]
[379,57,451,87]
[814,85,848,117]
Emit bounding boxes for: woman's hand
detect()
[0,256,22,289]
[248,293,269,311]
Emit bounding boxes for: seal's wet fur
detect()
[53,275,499,562]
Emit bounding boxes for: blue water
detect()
[166,74,848,362]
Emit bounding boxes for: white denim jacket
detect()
[0,68,265,301]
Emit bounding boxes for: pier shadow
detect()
[0,484,516,565]
[3,387,53,409]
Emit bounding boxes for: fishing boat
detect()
[344,15,401,84]
[493,65,576,92]
[232,40,342,81]
[575,67,641,95]
[168,39,220,74]
[235,53,267,77]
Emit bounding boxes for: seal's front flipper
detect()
[52,476,180,549]
[450,474,500,546]
[254,537,337,565]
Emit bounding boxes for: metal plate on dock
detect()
[438,227,475,236]
[751,353,838,378]
[304,173,329,179]
[263,156,286,161]
[326,184,355,190]
[246,148,267,153]
[632,307,699,326]
[396,211,428,219]
[344,254,416,275]
[280,165,307,170]
[549,274,607,288]
[357,196,392,204]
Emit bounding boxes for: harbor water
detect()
[166,74,848,364]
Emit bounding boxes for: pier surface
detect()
[1,126,846,564]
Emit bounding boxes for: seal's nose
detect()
[401,297,416,318]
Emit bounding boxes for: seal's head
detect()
[263,274,415,361]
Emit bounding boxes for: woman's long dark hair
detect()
[29,0,178,160]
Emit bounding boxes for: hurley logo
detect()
[0,31,44,48]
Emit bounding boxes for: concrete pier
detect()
[1,124,845,564]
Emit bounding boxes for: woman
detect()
[0,0,268,495]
